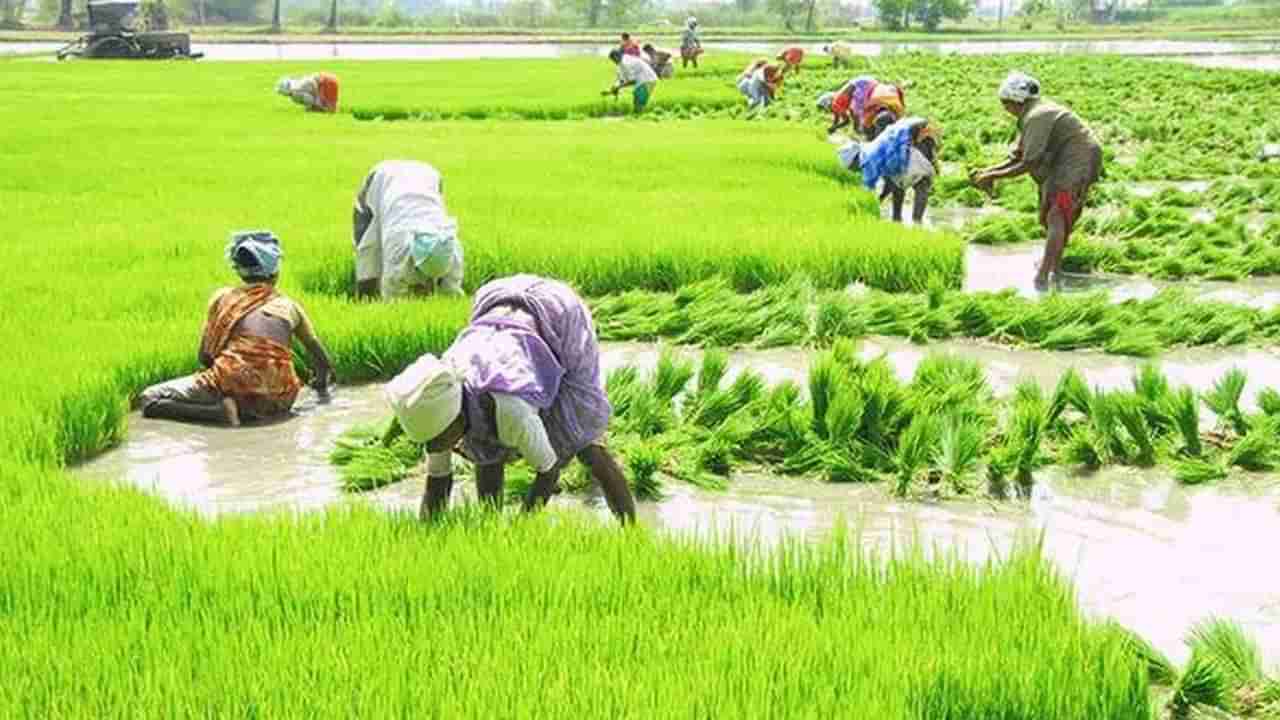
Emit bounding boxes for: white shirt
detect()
[617,55,658,86]
[829,41,852,60]
[355,160,464,299]
[426,394,557,477]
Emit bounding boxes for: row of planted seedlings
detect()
[332,330,1280,501]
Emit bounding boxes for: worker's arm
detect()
[293,310,334,394]
[493,394,561,510]
[827,113,851,135]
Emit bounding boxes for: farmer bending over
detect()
[384,275,637,525]
[680,17,703,68]
[971,72,1103,291]
[139,232,333,426]
[821,76,904,139]
[643,43,675,79]
[275,73,339,113]
[353,160,464,300]
[738,58,783,111]
[838,117,938,224]
[823,41,852,68]
[776,46,805,75]
[605,49,658,114]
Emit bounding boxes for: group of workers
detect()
[161,42,1106,525]
[604,19,703,113]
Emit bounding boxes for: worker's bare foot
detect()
[1033,273,1051,293]
[222,397,241,427]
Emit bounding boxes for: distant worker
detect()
[680,17,703,68]
[604,49,659,114]
[823,40,853,68]
[384,274,637,525]
[838,117,939,225]
[353,160,465,300]
[737,58,783,111]
[971,72,1103,291]
[642,43,675,79]
[139,231,334,426]
[275,72,339,113]
[619,32,641,57]
[776,46,805,75]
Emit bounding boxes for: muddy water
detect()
[78,365,1280,665]
[7,38,1279,60]
[1176,53,1280,72]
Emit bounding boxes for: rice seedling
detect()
[624,442,666,501]
[1174,457,1229,486]
[652,349,696,404]
[1204,368,1251,437]
[1170,651,1229,720]
[1225,420,1280,472]
[933,412,986,494]
[1164,387,1204,458]
[1109,622,1180,687]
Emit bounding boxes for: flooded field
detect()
[6,38,1280,61]
[78,370,1280,666]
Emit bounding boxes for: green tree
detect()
[913,0,971,29]
[872,0,908,29]
[768,0,817,31]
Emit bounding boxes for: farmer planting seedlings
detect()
[642,43,675,79]
[737,58,784,111]
[680,17,703,68]
[353,160,465,300]
[838,117,939,224]
[822,76,906,142]
[138,231,333,427]
[384,274,637,524]
[604,48,658,114]
[776,46,805,76]
[971,71,1104,292]
[275,72,339,113]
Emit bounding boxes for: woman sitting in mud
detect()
[971,72,1104,292]
[383,274,636,525]
[139,232,334,426]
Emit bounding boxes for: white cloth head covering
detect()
[384,354,463,443]
[686,16,696,28]
[410,222,458,280]
[816,91,835,110]
[276,77,292,96]
[998,71,1040,104]
[837,140,862,171]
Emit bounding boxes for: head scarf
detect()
[998,71,1040,104]
[226,230,282,281]
[275,77,292,96]
[837,141,862,172]
[816,91,835,111]
[384,354,463,443]
[686,16,696,28]
[411,225,458,280]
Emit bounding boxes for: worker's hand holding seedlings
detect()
[385,275,636,526]
[606,49,657,114]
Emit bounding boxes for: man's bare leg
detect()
[912,177,933,225]
[578,445,636,524]
[421,474,454,521]
[1039,210,1069,291]
[475,464,505,510]
[221,397,241,427]
[522,470,560,513]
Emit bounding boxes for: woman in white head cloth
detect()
[383,275,636,524]
[352,160,465,300]
[971,71,1104,291]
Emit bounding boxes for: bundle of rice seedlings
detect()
[824,445,878,483]
[1089,391,1132,465]
[1174,457,1229,486]
[812,293,865,343]
[1257,388,1280,417]
[672,452,729,491]
[1163,386,1203,458]
[695,349,729,399]
[1063,425,1105,470]
[625,442,665,501]
[1103,325,1161,358]
[653,349,695,403]
[933,413,985,494]
[1048,368,1093,429]
[330,417,426,492]
[606,366,643,418]
[1226,421,1280,471]
[1204,368,1250,437]
[824,385,865,449]
[621,390,676,439]
[1169,651,1229,720]
[1112,393,1157,467]
[853,359,910,458]
[808,351,843,439]
[895,414,941,496]
[1184,618,1268,716]
[1108,622,1179,686]
[1009,380,1048,492]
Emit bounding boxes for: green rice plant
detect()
[1112,393,1157,467]
[1064,425,1106,471]
[824,385,866,450]
[895,414,941,496]
[330,418,426,492]
[653,349,696,403]
[933,412,986,495]
[1226,420,1280,472]
[605,366,643,417]
[1169,651,1229,720]
[1174,457,1229,486]
[1163,386,1204,458]
[1186,618,1266,699]
[696,349,729,400]
[808,350,843,439]
[1257,388,1280,417]
[1008,379,1048,493]
[1108,622,1179,687]
[1048,368,1094,430]
[624,442,665,501]
[1200,368,1251,435]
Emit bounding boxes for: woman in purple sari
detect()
[385,274,636,524]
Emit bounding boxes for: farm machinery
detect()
[56,1,202,60]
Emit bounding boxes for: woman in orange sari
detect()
[139,232,334,426]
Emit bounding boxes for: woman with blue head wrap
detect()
[137,231,334,426]
[353,160,465,301]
